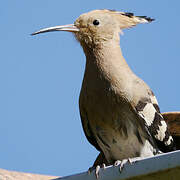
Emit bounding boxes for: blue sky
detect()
[2,0,180,177]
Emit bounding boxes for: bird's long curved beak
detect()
[31,24,79,35]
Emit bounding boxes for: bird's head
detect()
[32,9,154,47]
[74,10,123,47]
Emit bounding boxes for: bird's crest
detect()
[103,9,154,29]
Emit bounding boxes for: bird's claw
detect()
[88,164,106,179]
[95,165,100,179]
[114,158,133,172]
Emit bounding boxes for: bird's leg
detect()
[88,163,106,179]
[114,157,142,173]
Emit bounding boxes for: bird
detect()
[32,9,176,178]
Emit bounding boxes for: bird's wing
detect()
[134,89,175,152]
[79,105,101,151]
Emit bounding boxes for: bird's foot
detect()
[88,163,106,179]
[114,157,141,173]
[114,159,131,172]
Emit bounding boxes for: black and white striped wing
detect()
[135,91,175,152]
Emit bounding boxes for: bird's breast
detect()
[79,69,155,163]
[79,78,135,136]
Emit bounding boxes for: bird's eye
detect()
[93,19,100,26]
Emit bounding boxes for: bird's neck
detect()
[82,41,134,88]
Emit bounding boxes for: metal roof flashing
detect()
[54,150,180,180]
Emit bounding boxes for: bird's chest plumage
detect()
[79,79,154,163]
